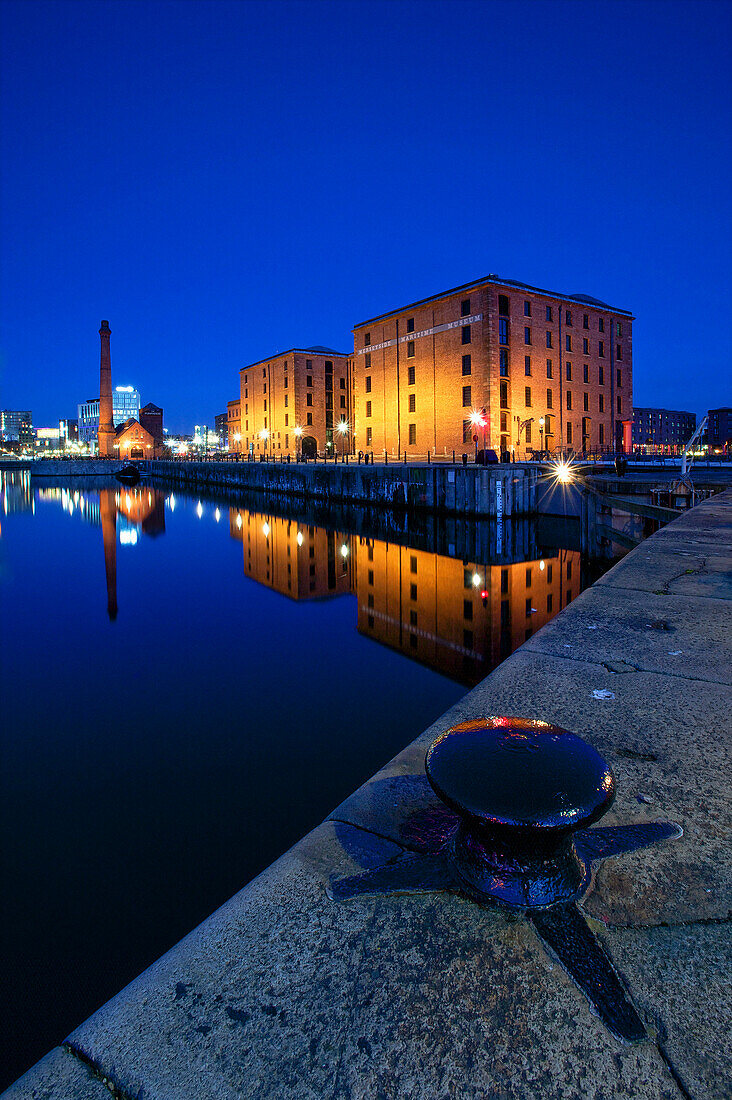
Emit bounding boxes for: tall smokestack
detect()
[98,320,115,457]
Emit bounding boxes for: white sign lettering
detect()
[357,314,483,355]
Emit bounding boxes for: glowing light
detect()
[169,494,176,512]
[236,513,242,529]
[259,430,269,441]
[296,531,304,546]
[550,459,576,485]
[540,560,545,571]
[480,589,488,600]
[262,522,270,537]
[337,420,349,435]
[119,529,138,545]
[214,508,221,522]
[125,494,132,509]
[469,410,485,428]
[196,501,203,518]
[233,432,241,442]
[340,543,349,557]
[472,572,481,587]
[294,426,303,437]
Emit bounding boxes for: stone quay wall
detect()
[5,492,731,1100]
[140,458,538,517]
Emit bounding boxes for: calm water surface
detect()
[0,471,602,1086]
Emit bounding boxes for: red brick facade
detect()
[352,277,633,456]
[239,348,351,457]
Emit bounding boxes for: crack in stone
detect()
[658,558,709,597]
[62,1042,137,1100]
[655,1039,695,1100]
[522,645,730,686]
[329,816,413,853]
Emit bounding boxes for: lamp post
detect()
[539,416,545,454]
[259,428,269,459]
[294,424,303,460]
[469,409,487,461]
[336,419,349,458]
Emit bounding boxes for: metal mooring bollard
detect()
[331,717,681,1043]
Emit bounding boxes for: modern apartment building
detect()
[632,407,696,450]
[239,347,352,457]
[707,408,732,452]
[352,275,633,456]
[0,410,33,444]
[78,386,141,444]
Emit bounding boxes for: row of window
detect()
[503,296,622,336]
[500,323,622,359]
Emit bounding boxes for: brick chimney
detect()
[98,320,115,457]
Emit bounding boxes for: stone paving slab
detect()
[521,585,732,684]
[593,539,732,601]
[1,1047,110,1100]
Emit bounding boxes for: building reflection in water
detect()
[33,483,166,620]
[229,505,581,685]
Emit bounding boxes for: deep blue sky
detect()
[1,0,730,432]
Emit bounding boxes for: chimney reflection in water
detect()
[100,489,118,621]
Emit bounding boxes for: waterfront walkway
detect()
[5,492,731,1099]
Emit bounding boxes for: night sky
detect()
[1,0,730,433]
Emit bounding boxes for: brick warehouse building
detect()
[352,275,633,457]
[238,347,352,457]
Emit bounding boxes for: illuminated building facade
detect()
[239,347,352,457]
[227,399,241,453]
[215,411,228,449]
[229,510,353,599]
[352,275,633,457]
[78,386,141,445]
[0,410,33,443]
[114,418,155,459]
[707,408,732,452]
[631,407,696,451]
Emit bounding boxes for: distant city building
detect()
[239,347,351,457]
[139,403,164,449]
[35,427,62,450]
[707,407,732,452]
[227,399,241,453]
[352,275,633,456]
[215,411,228,448]
[78,386,141,445]
[114,418,155,459]
[0,409,33,444]
[632,407,696,450]
[59,418,79,446]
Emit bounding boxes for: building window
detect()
[306,359,313,369]
[408,365,415,385]
[599,366,604,386]
[583,364,589,383]
[616,369,622,387]
[525,421,532,443]
[617,397,622,415]
[500,349,508,376]
[500,412,508,431]
[499,319,508,345]
[409,394,416,413]
[599,318,605,332]
[364,332,371,346]
[462,325,471,344]
[566,422,573,444]
[340,396,346,408]
[546,330,552,348]
[462,385,472,407]
[599,394,604,412]
[566,362,572,381]
[546,358,553,378]
[408,423,416,445]
[546,389,553,408]
[599,423,605,445]
[307,375,313,387]
[306,394,313,406]
[617,322,623,337]
[263,400,267,411]
[583,313,589,329]
[500,381,508,409]
[525,386,532,406]
[284,394,289,407]
[498,294,509,315]
[366,401,372,417]
[340,377,345,389]
[364,352,371,369]
[524,326,532,345]
[366,426,372,445]
[546,305,553,322]
[566,334,572,352]
[463,420,472,443]
[583,338,589,354]
[307,412,312,425]
[599,341,605,357]
[617,342,623,359]
[567,391,572,410]
[462,354,472,376]
[524,300,531,316]
[365,376,371,393]
[583,392,589,411]
[410,583,417,601]
[525,355,531,376]
[461,298,471,316]
[407,340,415,358]
[407,317,415,333]
[566,310,572,326]
[285,414,289,426]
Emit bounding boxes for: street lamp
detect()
[539,416,545,454]
[259,428,269,458]
[336,419,349,457]
[294,424,303,460]
[469,409,487,461]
